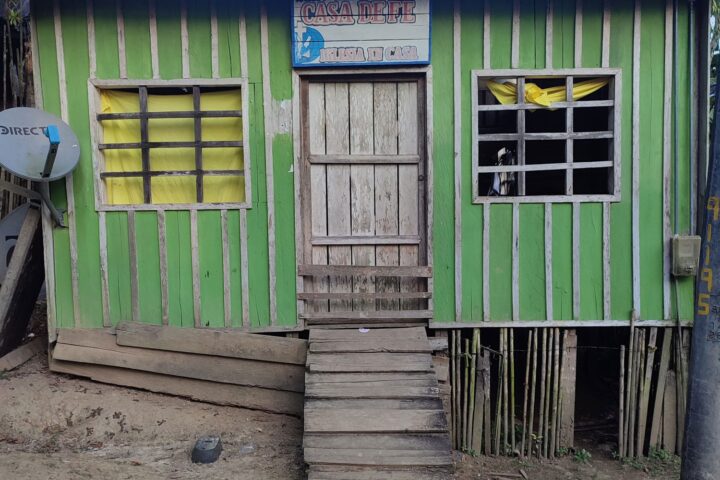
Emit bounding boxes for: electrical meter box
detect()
[672,235,701,276]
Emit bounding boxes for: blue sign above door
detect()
[292,0,431,67]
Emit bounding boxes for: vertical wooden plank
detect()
[259,5,278,325]
[650,328,672,448]
[210,0,219,78]
[148,0,159,79]
[398,82,420,311]
[308,83,328,313]
[559,330,577,447]
[454,0,462,322]
[180,0,189,78]
[662,0,673,321]
[512,203,520,321]
[663,370,677,453]
[116,0,127,78]
[190,210,201,327]
[155,0,182,79]
[631,0,641,318]
[546,0,554,68]
[198,211,224,328]
[483,203,490,321]
[325,83,352,312]
[157,210,169,325]
[483,0,491,69]
[135,212,162,325]
[545,204,553,320]
[127,211,139,323]
[221,210,232,327]
[349,82,376,311]
[374,82,400,310]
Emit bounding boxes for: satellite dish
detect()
[0,108,80,227]
[0,107,79,181]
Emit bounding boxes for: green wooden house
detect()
[29,0,710,459]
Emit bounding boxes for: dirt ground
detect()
[0,353,680,480]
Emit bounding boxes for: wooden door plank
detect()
[349,82,376,312]
[397,82,421,311]
[115,322,307,365]
[373,82,400,310]
[304,448,452,466]
[310,326,427,341]
[325,83,353,312]
[308,82,329,313]
[304,409,448,434]
[303,433,451,451]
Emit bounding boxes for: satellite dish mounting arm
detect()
[37,125,66,227]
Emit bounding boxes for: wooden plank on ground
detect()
[309,339,431,354]
[663,370,677,454]
[0,208,44,357]
[0,337,44,371]
[303,433,451,451]
[304,409,448,434]
[304,448,452,466]
[50,357,302,416]
[54,333,304,392]
[310,327,426,341]
[307,353,433,373]
[114,322,307,365]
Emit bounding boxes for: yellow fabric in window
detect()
[101,89,244,205]
[486,78,609,108]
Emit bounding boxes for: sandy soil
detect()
[0,353,679,480]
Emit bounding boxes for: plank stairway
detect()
[303,326,453,479]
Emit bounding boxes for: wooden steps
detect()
[303,326,453,479]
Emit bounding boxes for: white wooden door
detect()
[299,77,430,323]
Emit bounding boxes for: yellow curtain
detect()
[101,89,245,205]
[486,78,609,108]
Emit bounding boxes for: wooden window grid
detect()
[91,79,249,210]
[471,68,622,204]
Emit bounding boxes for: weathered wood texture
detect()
[115,322,307,364]
[0,207,44,357]
[303,326,452,477]
[0,337,44,372]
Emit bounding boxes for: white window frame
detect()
[88,78,252,211]
[471,68,622,204]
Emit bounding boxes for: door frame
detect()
[291,67,434,324]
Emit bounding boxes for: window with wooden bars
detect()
[91,80,249,209]
[472,69,621,203]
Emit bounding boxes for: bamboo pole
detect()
[483,345,492,454]
[550,328,561,458]
[521,330,532,457]
[619,344,626,457]
[468,329,479,451]
[636,329,647,456]
[494,331,504,455]
[537,329,547,458]
[463,337,470,451]
[502,329,509,454]
[543,328,554,458]
[527,328,538,457]
[509,328,516,454]
[450,329,456,449]
[625,325,636,457]
[455,331,462,449]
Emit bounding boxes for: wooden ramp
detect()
[304,327,453,479]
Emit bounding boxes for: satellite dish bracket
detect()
[37,125,66,227]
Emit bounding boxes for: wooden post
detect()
[521,330,532,457]
[637,327,658,456]
[537,328,547,458]
[0,207,44,357]
[559,329,577,448]
[650,328,672,449]
[527,328,538,457]
[510,328,516,453]
[619,345,626,457]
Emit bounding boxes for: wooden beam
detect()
[0,337,44,372]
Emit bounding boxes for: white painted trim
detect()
[157,209,169,325]
[574,0,583,69]
[221,209,232,327]
[211,2,219,79]
[91,77,247,88]
[545,203,553,321]
[572,203,580,320]
[128,210,140,323]
[292,71,304,327]
[512,202,520,321]
[148,0,160,80]
[116,0,127,79]
[260,6,278,326]
[662,0,672,320]
[603,202,611,320]
[54,0,80,328]
[453,0,462,323]
[238,9,251,330]
[511,0,520,69]
[426,67,435,315]
[546,0,554,68]
[483,0,490,70]
[181,0,190,79]
[190,209,201,327]
[602,1,611,69]
[483,203,490,322]
[631,0,641,316]
[87,0,96,79]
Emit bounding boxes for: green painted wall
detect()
[33,0,699,330]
